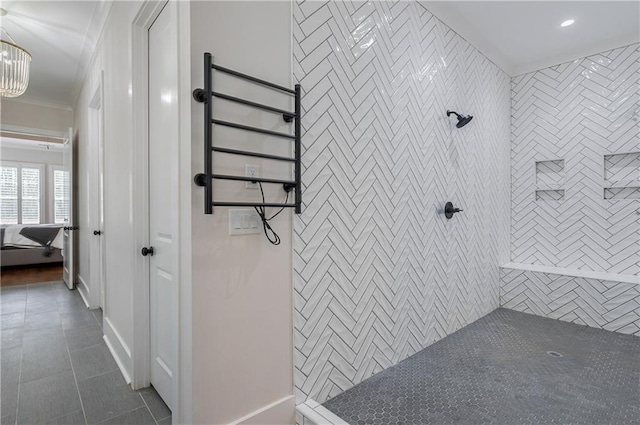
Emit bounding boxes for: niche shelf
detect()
[535,159,565,201]
[604,186,640,200]
[603,152,640,200]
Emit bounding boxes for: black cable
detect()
[254,182,290,245]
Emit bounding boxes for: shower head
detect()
[447,110,473,128]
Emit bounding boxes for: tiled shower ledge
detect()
[501,262,639,285]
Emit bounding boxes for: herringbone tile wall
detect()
[511,43,640,275]
[293,0,511,404]
[501,267,640,336]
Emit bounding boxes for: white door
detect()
[62,127,74,290]
[89,87,106,309]
[147,0,178,410]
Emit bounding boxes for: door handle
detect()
[141,246,155,257]
[93,230,102,236]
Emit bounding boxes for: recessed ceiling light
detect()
[561,19,575,27]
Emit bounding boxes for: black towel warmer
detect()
[193,52,302,214]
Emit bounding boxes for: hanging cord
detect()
[253,182,290,245]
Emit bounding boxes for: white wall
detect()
[511,43,640,275]
[292,0,512,405]
[0,145,63,224]
[189,2,295,424]
[73,0,140,379]
[0,99,73,135]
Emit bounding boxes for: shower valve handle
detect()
[444,202,463,219]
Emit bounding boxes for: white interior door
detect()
[89,86,106,309]
[62,127,74,290]
[147,0,178,410]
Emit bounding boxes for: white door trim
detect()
[131,1,192,423]
[175,1,192,422]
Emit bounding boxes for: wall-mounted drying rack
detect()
[193,52,302,214]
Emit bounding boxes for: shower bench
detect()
[500,262,639,336]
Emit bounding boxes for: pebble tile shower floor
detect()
[323,308,640,425]
[0,281,171,425]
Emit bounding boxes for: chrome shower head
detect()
[447,110,473,128]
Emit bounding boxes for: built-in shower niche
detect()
[603,152,640,200]
[535,159,565,201]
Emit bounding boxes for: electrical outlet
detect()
[245,165,259,189]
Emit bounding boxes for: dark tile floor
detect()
[324,308,640,425]
[1,281,172,425]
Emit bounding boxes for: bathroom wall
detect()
[511,43,640,275]
[189,2,295,424]
[293,1,511,403]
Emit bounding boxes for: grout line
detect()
[139,389,163,424]
[95,402,149,425]
[12,290,27,425]
[61,292,89,425]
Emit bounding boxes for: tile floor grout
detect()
[2,280,171,425]
[323,308,640,425]
[11,287,27,425]
[62,298,90,425]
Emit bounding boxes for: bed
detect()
[1,224,64,267]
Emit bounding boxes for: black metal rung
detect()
[213,202,297,208]
[212,146,295,163]
[212,174,296,186]
[212,64,296,95]
[212,92,295,120]
[195,53,302,216]
[212,119,295,140]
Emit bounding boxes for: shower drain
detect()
[546,351,564,358]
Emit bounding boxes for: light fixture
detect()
[560,19,575,27]
[0,26,32,98]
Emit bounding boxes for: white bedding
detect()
[2,224,64,250]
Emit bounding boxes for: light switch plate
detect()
[229,209,261,235]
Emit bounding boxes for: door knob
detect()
[444,201,463,219]
[93,230,102,235]
[141,246,155,257]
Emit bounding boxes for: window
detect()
[53,169,70,224]
[0,166,18,224]
[0,162,44,224]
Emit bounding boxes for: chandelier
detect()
[0,28,31,98]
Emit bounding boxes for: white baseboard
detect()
[228,395,295,425]
[77,275,91,308]
[103,317,132,384]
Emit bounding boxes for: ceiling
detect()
[422,1,640,76]
[0,0,111,108]
[0,1,638,108]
